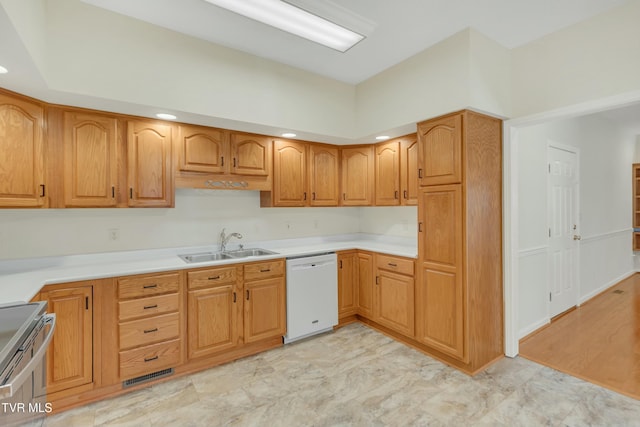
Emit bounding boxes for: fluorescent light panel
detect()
[204,0,364,52]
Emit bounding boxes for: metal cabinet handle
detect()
[40,184,46,197]
[303,192,307,201]
[260,269,271,273]
[143,304,158,310]
[394,191,398,199]
[403,190,408,199]
[221,156,224,167]
[375,276,380,285]
[233,292,237,303]
[388,263,397,267]
[143,284,158,289]
[129,188,133,199]
[144,356,159,362]
[143,328,158,334]
[208,276,221,280]
[246,290,250,300]
[418,222,423,232]
[418,169,423,179]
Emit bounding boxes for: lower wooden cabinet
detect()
[244,276,286,343]
[337,251,358,319]
[374,254,415,337]
[39,285,93,395]
[357,252,375,318]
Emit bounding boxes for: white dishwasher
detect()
[284,252,338,344]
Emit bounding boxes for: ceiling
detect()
[83,0,626,84]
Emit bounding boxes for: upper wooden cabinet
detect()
[418,113,462,186]
[272,139,307,207]
[400,134,419,206]
[178,124,227,174]
[375,140,400,206]
[127,120,174,207]
[341,146,374,206]
[262,140,339,207]
[230,132,271,176]
[63,111,118,207]
[0,90,46,207]
[309,144,340,206]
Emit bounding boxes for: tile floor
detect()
[45,323,640,427]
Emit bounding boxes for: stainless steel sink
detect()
[179,252,234,263]
[225,248,278,258]
[178,248,278,263]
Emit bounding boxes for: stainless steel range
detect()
[0,302,56,427]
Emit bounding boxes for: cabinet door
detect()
[341,146,374,206]
[273,140,307,206]
[309,144,339,206]
[416,185,466,361]
[178,124,228,174]
[127,120,173,207]
[400,135,419,206]
[337,251,358,319]
[244,277,286,343]
[0,92,45,207]
[187,284,239,359]
[357,252,375,318]
[39,286,93,394]
[418,113,462,186]
[376,270,415,337]
[63,112,118,207]
[230,133,271,176]
[375,140,400,206]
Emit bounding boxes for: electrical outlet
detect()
[313,219,319,229]
[108,228,120,241]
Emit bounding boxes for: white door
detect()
[547,144,580,318]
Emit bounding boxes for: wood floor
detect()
[520,273,640,400]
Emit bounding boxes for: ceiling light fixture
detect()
[0,66,8,74]
[282,132,297,138]
[203,0,364,52]
[375,136,390,141]
[156,113,177,120]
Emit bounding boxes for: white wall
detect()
[0,190,363,260]
[358,206,418,239]
[517,114,636,338]
[511,1,640,118]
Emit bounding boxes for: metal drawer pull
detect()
[208,275,221,280]
[143,284,158,289]
[403,190,408,199]
[260,269,271,273]
[144,356,158,362]
[388,263,398,267]
[143,304,158,310]
[233,292,237,303]
[246,290,250,300]
[143,328,158,334]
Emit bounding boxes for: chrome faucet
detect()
[220,228,243,252]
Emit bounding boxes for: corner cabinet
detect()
[0,90,46,207]
[375,140,401,206]
[127,120,174,207]
[416,110,503,373]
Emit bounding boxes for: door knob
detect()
[573,235,581,241]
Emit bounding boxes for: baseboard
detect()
[578,270,637,305]
[517,318,550,341]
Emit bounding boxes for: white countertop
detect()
[0,234,417,304]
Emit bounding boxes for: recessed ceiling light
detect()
[376,135,390,141]
[0,66,8,74]
[203,0,364,52]
[282,133,297,138]
[156,113,177,120]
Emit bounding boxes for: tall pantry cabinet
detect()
[415,110,503,373]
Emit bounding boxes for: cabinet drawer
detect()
[118,272,180,299]
[244,259,285,281]
[119,312,180,350]
[376,254,414,276]
[119,339,181,380]
[119,293,179,321]
[187,266,237,290]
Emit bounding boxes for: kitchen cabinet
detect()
[243,260,286,343]
[416,110,503,373]
[177,124,227,174]
[340,146,374,206]
[262,140,339,207]
[0,89,46,207]
[62,111,119,207]
[271,139,307,207]
[357,251,375,318]
[38,285,93,395]
[127,120,174,207]
[229,132,271,177]
[116,271,184,380]
[186,265,241,359]
[400,134,419,205]
[337,251,358,320]
[417,113,462,186]
[374,254,415,337]
[375,140,400,206]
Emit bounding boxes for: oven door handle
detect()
[0,313,56,400]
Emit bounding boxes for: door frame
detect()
[503,89,640,357]
[546,142,580,318]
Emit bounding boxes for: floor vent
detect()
[123,368,174,388]
[613,290,624,294]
